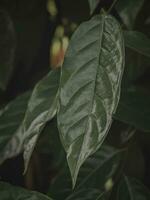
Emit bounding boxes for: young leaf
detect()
[124,31,150,58]
[0,92,30,165]
[115,88,150,132]
[117,176,150,200]
[0,10,16,90]
[22,69,60,172]
[88,0,100,15]
[116,0,144,29]
[58,14,125,187]
[0,182,53,200]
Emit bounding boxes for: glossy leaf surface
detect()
[0,92,30,165]
[117,176,150,200]
[115,88,150,132]
[0,182,53,200]
[58,14,124,186]
[124,31,150,58]
[116,0,144,29]
[22,69,60,171]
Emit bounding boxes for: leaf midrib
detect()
[72,15,106,185]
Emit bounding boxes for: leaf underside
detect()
[58,14,124,187]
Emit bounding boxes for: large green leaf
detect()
[124,31,150,58]
[88,0,100,15]
[116,0,144,29]
[0,10,16,90]
[0,182,53,200]
[22,69,60,171]
[0,92,30,165]
[114,88,150,132]
[58,13,125,186]
[49,144,123,199]
[117,176,150,200]
[66,189,106,200]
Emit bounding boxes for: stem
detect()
[107,0,118,14]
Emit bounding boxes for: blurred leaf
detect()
[0,10,16,90]
[88,0,100,14]
[0,92,30,165]
[36,118,65,169]
[117,176,150,200]
[58,13,124,187]
[22,69,60,172]
[0,182,53,200]
[122,49,150,87]
[115,88,150,132]
[124,31,150,58]
[65,189,106,200]
[49,145,124,199]
[116,0,144,29]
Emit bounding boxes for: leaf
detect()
[22,69,60,172]
[0,92,30,165]
[124,31,150,58]
[0,10,16,90]
[36,118,65,169]
[114,87,150,132]
[49,144,124,199]
[116,0,144,29]
[57,13,125,187]
[88,0,100,15]
[66,189,106,200]
[117,176,150,200]
[0,182,53,200]
[121,49,149,88]
[76,145,124,190]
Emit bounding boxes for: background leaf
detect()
[0,10,16,90]
[0,182,53,200]
[22,69,60,172]
[65,188,106,200]
[114,87,150,132]
[124,31,150,57]
[0,92,30,165]
[58,13,124,187]
[116,0,144,29]
[49,144,124,199]
[88,0,100,15]
[117,176,150,200]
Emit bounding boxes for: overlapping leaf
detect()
[0,182,53,200]
[58,13,124,186]
[0,92,30,165]
[22,69,60,171]
[49,144,123,200]
[117,176,150,200]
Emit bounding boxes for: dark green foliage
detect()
[0,0,150,199]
